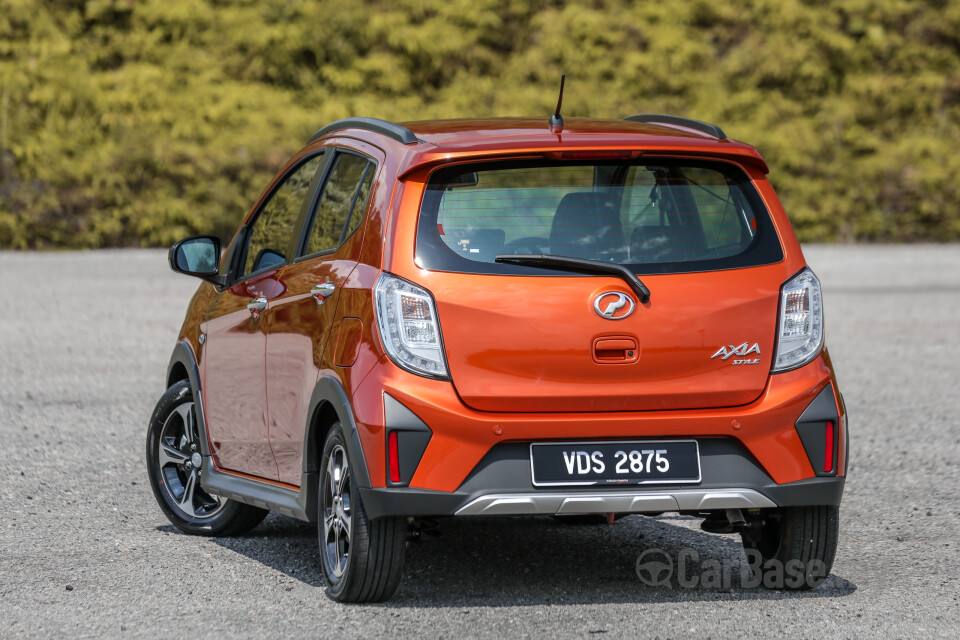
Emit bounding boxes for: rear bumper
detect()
[361,478,844,519]
[350,352,847,517]
[359,437,845,519]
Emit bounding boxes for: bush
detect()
[1,0,958,248]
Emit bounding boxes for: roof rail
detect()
[623,114,726,140]
[309,117,420,145]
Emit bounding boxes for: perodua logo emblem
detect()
[593,292,636,320]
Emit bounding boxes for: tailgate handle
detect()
[593,337,639,363]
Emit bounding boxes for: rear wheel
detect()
[146,380,268,536]
[319,424,406,602]
[740,505,839,590]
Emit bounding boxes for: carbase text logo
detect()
[636,547,828,589]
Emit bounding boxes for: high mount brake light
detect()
[548,150,637,160]
[773,268,824,372]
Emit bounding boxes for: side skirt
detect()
[200,456,317,523]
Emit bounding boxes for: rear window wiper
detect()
[495,254,651,303]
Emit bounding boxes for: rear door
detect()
[265,149,377,485]
[414,159,787,412]
[201,153,325,479]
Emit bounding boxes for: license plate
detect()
[530,440,701,487]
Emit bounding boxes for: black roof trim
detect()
[309,117,420,145]
[624,114,726,140]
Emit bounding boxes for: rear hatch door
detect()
[428,267,782,412]
[413,156,787,412]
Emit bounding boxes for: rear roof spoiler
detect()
[399,147,768,179]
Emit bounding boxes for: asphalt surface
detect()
[1,246,958,638]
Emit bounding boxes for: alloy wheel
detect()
[156,401,225,519]
[322,444,352,578]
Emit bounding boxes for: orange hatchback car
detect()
[147,114,846,601]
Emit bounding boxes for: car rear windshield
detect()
[415,159,783,275]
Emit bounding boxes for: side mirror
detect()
[169,235,224,284]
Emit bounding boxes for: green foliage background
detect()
[2,0,959,248]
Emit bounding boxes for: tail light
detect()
[374,273,449,379]
[773,268,824,372]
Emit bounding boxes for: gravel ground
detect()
[1,246,958,638]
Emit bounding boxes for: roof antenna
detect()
[549,73,565,131]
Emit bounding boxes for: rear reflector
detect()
[388,430,401,483]
[388,430,401,482]
[823,421,834,473]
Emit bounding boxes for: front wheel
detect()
[146,380,268,536]
[740,505,839,590]
[319,424,406,602]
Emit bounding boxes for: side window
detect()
[344,167,374,240]
[242,154,324,277]
[302,152,374,256]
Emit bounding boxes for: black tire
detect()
[318,424,406,603]
[146,380,268,536]
[740,505,839,590]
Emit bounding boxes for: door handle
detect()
[592,336,639,363]
[311,283,336,298]
[311,283,336,305]
[247,297,267,318]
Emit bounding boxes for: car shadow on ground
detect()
[200,512,857,606]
